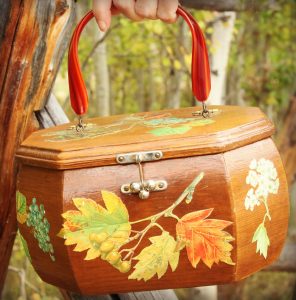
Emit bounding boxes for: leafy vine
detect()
[59,172,235,281]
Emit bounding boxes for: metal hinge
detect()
[116,151,167,199]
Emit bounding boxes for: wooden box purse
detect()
[16,6,289,295]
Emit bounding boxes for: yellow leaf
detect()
[129,231,180,281]
[85,248,101,260]
[59,192,131,261]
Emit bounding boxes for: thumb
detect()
[92,0,112,32]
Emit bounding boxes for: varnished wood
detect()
[17,105,274,169]
[17,136,288,295]
[0,0,75,292]
[38,94,180,300]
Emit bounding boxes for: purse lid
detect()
[16,105,274,170]
[17,7,274,169]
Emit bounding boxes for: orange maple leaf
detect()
[176,208,235,268]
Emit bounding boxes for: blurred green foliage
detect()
[226,0,296,123]
[4,0,296,299]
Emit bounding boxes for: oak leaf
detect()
[128,231,180,281]
[176,208,235,268]
[58,191,131,260]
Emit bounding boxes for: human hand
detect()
[92,0,179,32]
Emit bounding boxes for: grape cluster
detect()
[89,232,131,273]
[26,198,55,261]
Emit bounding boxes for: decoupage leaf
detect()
[19,232,32,262]
[128,231,180,281]
[59,191,131,260]
[252,223,270,259]
[176,208,235,269]
[16,191,27,224]
[149,126,192,136]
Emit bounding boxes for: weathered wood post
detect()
[0,0,75,292]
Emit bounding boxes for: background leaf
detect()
[176,208,235,268]
[128,231,180,281]
[59,191,131,260]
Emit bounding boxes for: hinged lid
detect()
[17,105,274,170]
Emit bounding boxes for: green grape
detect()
[112,231,128,239]
[119,261,131,273]
[26,198,55,261]
[106,251,121,265]
[94,232,108,244]
[100,241,114,253]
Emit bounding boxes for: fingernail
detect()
[98,21,107,32]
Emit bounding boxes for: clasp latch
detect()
[116,151,167,199]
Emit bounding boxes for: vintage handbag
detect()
[16,6,289,295]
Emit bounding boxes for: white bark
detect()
[208,12,236,105]
[167,20,187,109]
[94,30,110,116]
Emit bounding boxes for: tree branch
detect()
[180,0,279,11]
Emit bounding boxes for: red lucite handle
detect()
[68,6,211,116]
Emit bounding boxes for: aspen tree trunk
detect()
[208,12,236,105]
[94,30,111,116]
[167,20,187,109]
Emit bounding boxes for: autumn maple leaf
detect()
[176,208,235,268]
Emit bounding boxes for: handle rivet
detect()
[146,180,156,191]
[158,182,164,189]
[118,156,125,162]
[154,152,161,159]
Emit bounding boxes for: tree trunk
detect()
[208,12,236,105]
[167,20,186,109]
[180,0,278,11]
[0,0,75,294]
[278,95,296,187]
[94,30,111,116]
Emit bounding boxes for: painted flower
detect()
[244,158,279,211]
[245,158,280,259]
[245,189,260,211]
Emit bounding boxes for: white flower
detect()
[246,170,259,188]
[255,185,268,200]
[268,178,279,194]
[245,189,260,211]
[244,158,279,212]
[249,159,258,170]
[270,167,278,180]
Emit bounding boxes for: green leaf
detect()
[19,232,31,262]
[59,191,131,260]
[128,231,180,281]
[16,191,27,224]
[149,126,192,136]
[252,223,270,259]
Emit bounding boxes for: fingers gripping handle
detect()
[68,6,211,116]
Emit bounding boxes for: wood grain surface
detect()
[0,0,75,292]
[16,105,274,169]
[17,136,288,295]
